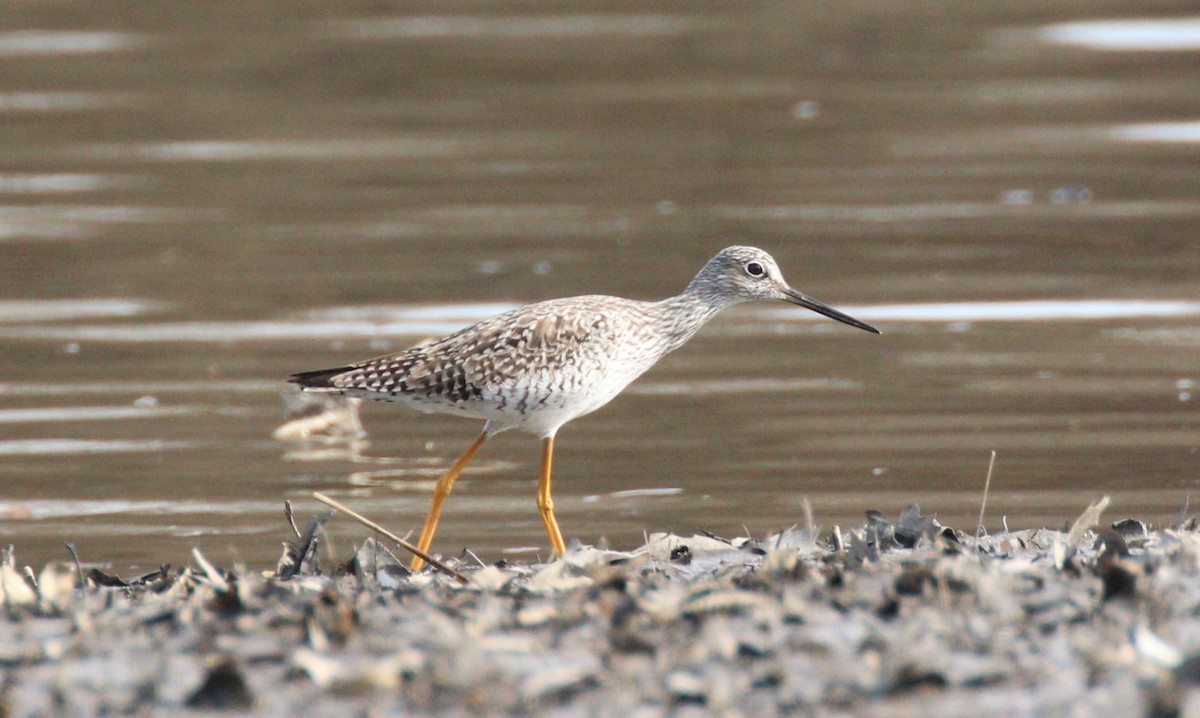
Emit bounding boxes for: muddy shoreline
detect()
[2,499,1199,717]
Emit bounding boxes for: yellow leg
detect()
[410,432,488,571]
[536,435,567,558]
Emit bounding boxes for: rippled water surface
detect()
[1,2,1198,571]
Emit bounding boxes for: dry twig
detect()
[311,492,467,584]
[977,450,997,538]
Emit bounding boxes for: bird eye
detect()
[745,262,765,277]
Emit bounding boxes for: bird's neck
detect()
[648,288,732,356]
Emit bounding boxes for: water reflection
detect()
[1040,17,1200,51]
[716,201,1200,222]
[329,14,708,40]
[1113,122,1200,143]
[630,378,860,396]
[0,499,280,520]
[0,92,134,112]
[0,405,200,423]
[839,300,1200,322]
[0,439,195,456]
[0,380,277,396]
[87,138,468,162]
[2,300,1195,343]
[0,173,135,194]
[597,488,685,499]
[0,299,159,323]
[0,31,145,56]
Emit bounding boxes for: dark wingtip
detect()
[288,367,353,389]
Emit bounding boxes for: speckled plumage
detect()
[289,246,878,567]
[290,293,716,437]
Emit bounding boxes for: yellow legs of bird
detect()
[410,432,488,571]
[409,432,567,571]
[537,435,567,557]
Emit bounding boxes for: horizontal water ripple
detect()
[300,303,515,323]
[0,299,161,323]
[0,173,136,194]
[3,300,1198,343]
[715,201,1200,222]
[0,92,137,112]
[330,14,708,40]
[0,205,221,224]
[85,138,468,162]
[840,300,1200,322]
[0,31,146,56]
[631,378,860,396]
[0,320,482,342]
[0,499,281,520]
[0,439,196,456]
[1040,17,1200,51]
[1112,122,1200,143]
[0,380,278,396]
[0,406,201,424]
[607,488,684,498]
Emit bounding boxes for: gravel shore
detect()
[2,498,1199,717]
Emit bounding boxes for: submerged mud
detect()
[2,501,1199,717]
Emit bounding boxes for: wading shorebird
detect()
[289,246,879,569]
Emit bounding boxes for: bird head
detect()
[690,246,880,334]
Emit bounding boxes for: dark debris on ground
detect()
[2,498,1200,717]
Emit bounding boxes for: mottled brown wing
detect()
[292,297,614,405]
[431,299,613,394]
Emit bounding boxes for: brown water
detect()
[1,2,1198,571]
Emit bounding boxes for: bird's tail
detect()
[288,366,353,391]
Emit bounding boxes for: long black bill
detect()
[783,288,880,334]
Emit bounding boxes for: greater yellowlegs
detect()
[289,246,879,569]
